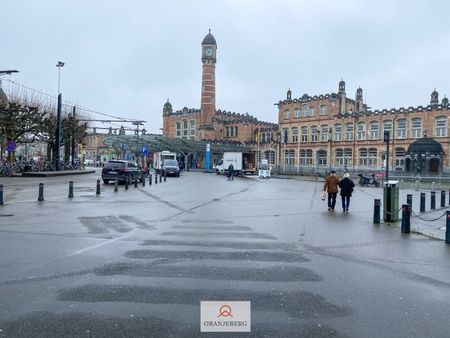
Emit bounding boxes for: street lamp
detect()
[132,121,144,163]
[55,61,65,171]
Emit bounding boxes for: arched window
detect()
[301,126,308,142]
[284,149,295,165]
[359,148,368,166]
[300,149,313,165]
[411,118,422,138]
[344,148,352,166]
[284,110,290,119]
[383,120,392,136]
[320,124,329,141]
[435,116,447,137]
[283,128,289,144]
[176,122,181,137]
[394,148,406,169]
[335,148,344,165]
[368,148,377,166]
[334,124,342,141]
[346,123,354,141]
[291,127,298,143]
[311,125,318,142]
[357,122,366,140]
[369,121,379,140]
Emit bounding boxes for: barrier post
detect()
[0,184,4,205]
[431,191,436,210]
[96,180,101,195]
[155,173,158,184]
[114,178,118,192]
[373,199,381,224]
[446,211,450,244]
[441,190,445,208]
[38,183,44,202]
[68,181,74,198]
[401,204,411,234]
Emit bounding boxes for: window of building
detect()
[369,122,379,140]
[264,150,276,164]
[190,120,195,138]
[346,123,354,141]
[396,119,407,139]
[300,149,313,165]
[394,148,406,168]
[320,105,327,116]
[309,107,316,116]
[320,125,329,141]
[317,150,327,166]
[283,128,289,143]
[311,126,318,142]
[291,127,298,143]
[410,118,421,138]
[176,122,181,137]
[302,104,308,117]
[295,110,301,118]
[344,148,352,166]
[335,148,344,165]
[284,149,295,165]
[359,148,368,166]
[435,116,447,137]
[368,148,377,166]
[284,110,290,119]
[357,122,366,140]
[334,124,342,141]
[301,126,308,142]
[234,126,238,137]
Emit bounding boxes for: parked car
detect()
[101,160,142,184]
[162,159,180,177]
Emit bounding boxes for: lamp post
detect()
[132,121,143,163]
[55,61,65,171]
[384,130,390,182]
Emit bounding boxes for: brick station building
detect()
[162,30,278,165]
[276,82,450,174]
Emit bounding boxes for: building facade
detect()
[162,31,278,153]
[277,82,450,173]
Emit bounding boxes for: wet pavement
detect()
[0,171,449,337]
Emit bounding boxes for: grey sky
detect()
[2,0,449,133]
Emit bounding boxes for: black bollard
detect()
[125,176,129,190]
[0,184,4,205]
[401,204,411,234]
[142,175,145,187]
[38,183,44,202]
[149,173,152,185]
[134,177,138,188]
[431,191,436,210]
[441,190,445,208]
[406,194,412,208]
[448,189,450,206]
[68,181,74,198]
[420,192,426,213]
[373,199,381,224]
[114,178,118,192]
[96,180,101,195]
[159,174,162,183]
[164,171,167,182]
[155,173,158,184]
[446,211,450,244]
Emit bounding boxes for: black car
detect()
[101,160,142,184]
[162,159,180,177]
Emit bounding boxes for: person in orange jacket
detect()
[323,170,340,211]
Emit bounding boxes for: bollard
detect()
[0,184,4,205]
[125,176,129,190]
[448,189,450,206]
[406,194,412,208]
[149,174,152,185]
[38,183,44,202]
[134,177,138,188]
[373,199,381,224]
[155,173,158,184]
[431,191,436,210]
[114,178,118,192]
[142,175,145,187]
[159,174,162,183]
[401,204,411,234]
[68,181,74,198]
[441,190,445,208]
[420,192,426,213]
[446,211,450,244]
[164,171,167,182]
[96,180,101,195]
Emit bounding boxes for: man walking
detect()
[323,170,339,211]
[227,163,234,180]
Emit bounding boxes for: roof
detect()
[407,138,444,155]
[202,30,216,45]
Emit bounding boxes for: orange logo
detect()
[218,304,233,318]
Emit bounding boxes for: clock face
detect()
[205,47,212,56]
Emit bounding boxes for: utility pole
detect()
[71,106,76,167]
[55,61,65,171]
[384,130,390,182]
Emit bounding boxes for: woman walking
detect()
[339,172,355,212]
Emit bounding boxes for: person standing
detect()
[339,172,355,212]
[227,163,234,180]
[323,170,339,211]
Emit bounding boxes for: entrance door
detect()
[429,158,439,173]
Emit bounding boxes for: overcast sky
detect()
[2,0,449,133]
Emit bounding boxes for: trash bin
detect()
[384,180,399,222]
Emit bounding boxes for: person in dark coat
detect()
[227,163,234,180]
[338,172,355,212]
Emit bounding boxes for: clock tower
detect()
[199,29,217,139]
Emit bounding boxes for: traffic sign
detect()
[141,145,149,156]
